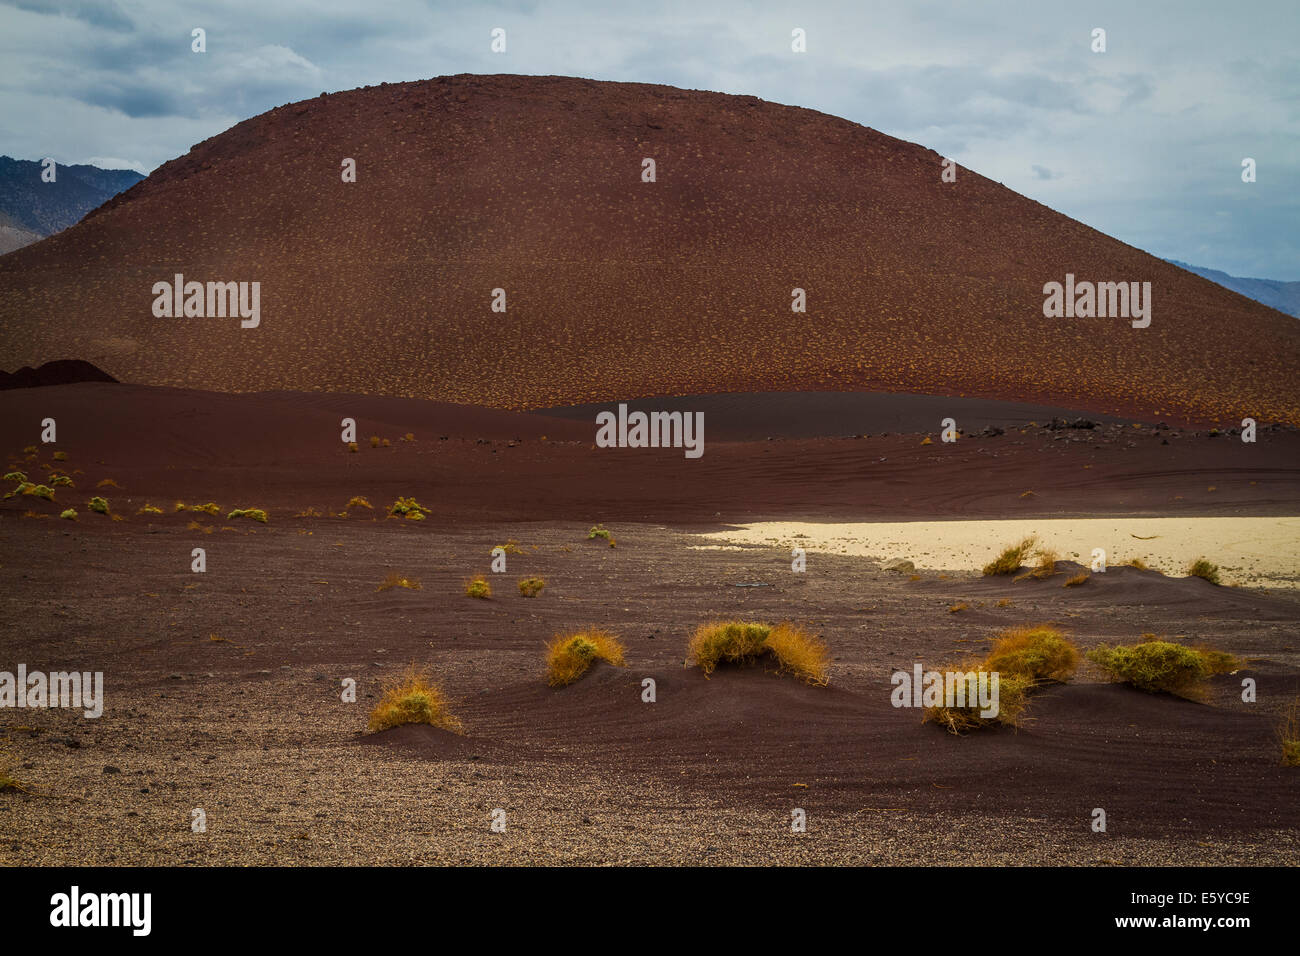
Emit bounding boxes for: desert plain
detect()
[0,383,1297,865]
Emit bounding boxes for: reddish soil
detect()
[1,384,1297,864]
[1,384,1296,525]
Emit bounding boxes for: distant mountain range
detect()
[1167,259,1300,318]
[0,156,144,255]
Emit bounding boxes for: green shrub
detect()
[6,481,55,501]
[59,508,77,520]
[1188,558,1221,585]
[390,496,428,518]
[227,508,268,523]
[88,496,109,514]
[1087,640,1210,695]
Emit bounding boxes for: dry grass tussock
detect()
[982,536,1036,576]
[925,625,1080,734]
[368,666,462,733]
[545,630,626,686]
[687,621,829,686]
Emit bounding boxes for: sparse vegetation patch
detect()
[1188,558,1222,585]
[1087,640,1213,696]
[687,621,829,685]
[982,536,1037,576]
[545,630,627,686]
[983,626,1080,683]
[924,672,1034,735]
[368,666,462,734]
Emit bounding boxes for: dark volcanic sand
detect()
[0,385,1298,864]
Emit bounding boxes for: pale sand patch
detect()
[694,517,1300,589]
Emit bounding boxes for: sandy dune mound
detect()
[431,665,1297,834]
[0,74,1295,424]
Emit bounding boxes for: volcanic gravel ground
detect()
[1,520,1298,865]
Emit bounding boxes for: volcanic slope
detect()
[0,74,1295,424]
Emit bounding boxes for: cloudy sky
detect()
[1,0,1296,277]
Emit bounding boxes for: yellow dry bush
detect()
[983,626,1080,682]
[924,671,1034,734]
[982,536,1036,576]
[1016,548,1058,581]
[545,630,626,686]
[367,666,462,734]
[377,573,421,592]
[687,621,829,685]
[465,576,491,599]
[1188,558,1222,585]
[764,624,831,686]
[518,576,545,597]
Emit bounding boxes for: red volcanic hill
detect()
[0,73,1295,424]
